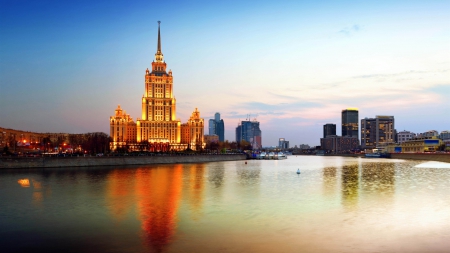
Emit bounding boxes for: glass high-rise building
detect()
[342,109,359,138]
[323,123,336,138]
[236,120,262,149]
[208,113,225,142]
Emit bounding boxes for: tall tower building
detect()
[342,109,359,138]
[323,123,336,138]
[208,112,225,142]
[136,21,181,150]
[361,115,395,149]
[236,120,262,149]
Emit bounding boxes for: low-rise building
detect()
[386,136,443,153]
[397,130,415,144]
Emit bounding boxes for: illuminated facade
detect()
[110,105,136,150]
[181,108,205,150]
[109,22,204,151]
[342,108,359,139]
[361,115,395,149]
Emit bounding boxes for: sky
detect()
[1,0,449,147]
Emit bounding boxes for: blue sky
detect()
[1,0,449,146]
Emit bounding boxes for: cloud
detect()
[338,24,361,36]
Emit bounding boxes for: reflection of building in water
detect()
[323,167,337,196]
[360,162,395,200]
[341,164,359,208]
[106,167,184,251]
[136,166,183,252]
[184,164,206,220]
[106,169,136,221]
[236,166,261,184]
[208,164,225,189]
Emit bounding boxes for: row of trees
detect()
[204,140,252,152]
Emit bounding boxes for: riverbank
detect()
[390,153,450,163]
[295,153,450,163]
[0,154,247,169]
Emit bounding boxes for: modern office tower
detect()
[397,130,415,143]
[342,109,359,138]
[361,115,395,149]
[323,123,336,138]
[208,119,216,135]
[236,120,262,149]
[279,138,289,149]
[209,113,225,142]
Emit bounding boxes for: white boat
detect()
[268,152,275,159]
[276,152,287,160]
[258,152,266,159]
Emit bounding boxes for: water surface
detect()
[1,156,449,252]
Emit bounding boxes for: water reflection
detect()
[107,169,136,221]
[208,164,225,189]
[361,162,395,198]
[322,166,337,196]
[106,165,183,252]
[2,158,450,253]
[135,165,183,252]
[184,164,206,220]
[341,164,359,209]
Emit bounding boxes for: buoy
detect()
[297,169,301,174]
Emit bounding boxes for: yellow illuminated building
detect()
[109,21,204,151]
[110,105,137,150]
[181,108,205,150]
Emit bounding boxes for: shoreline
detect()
[294,153,450,163]
[0,154,247,169]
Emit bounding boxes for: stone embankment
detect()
[0,154,247,169]
[390,153,450,163]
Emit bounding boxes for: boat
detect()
[276,152,287,160]
[257,152,266,159]
[297,169,301,174]
[268,152,275,159]
[364,152,391,158]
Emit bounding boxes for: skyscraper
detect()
[136,21,180,150]
[361,115,395,149]
[342,109,359,138]
[208,113,225,142]
[323,123,336,138]
[109,21,204,151]
[236,120,262,149]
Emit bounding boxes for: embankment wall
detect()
[390,153,450,163]
[0,154,247,169]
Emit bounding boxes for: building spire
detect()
[155,21,164,62]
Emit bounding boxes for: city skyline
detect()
[1,0,449,147]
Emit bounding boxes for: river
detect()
[1,156,449,253]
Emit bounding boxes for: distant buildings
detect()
[440,130,450,140]
[208,112,224,142]
[323,123,336,138]
[299,144,310,150]
[204,134,219,144]
[397,130,415,144]
[320,135,359,153]
[342,108,359,138]
[109,22,204,151]
[361,116,395,149]
[236,120,262,149]
[278,138,289,149]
